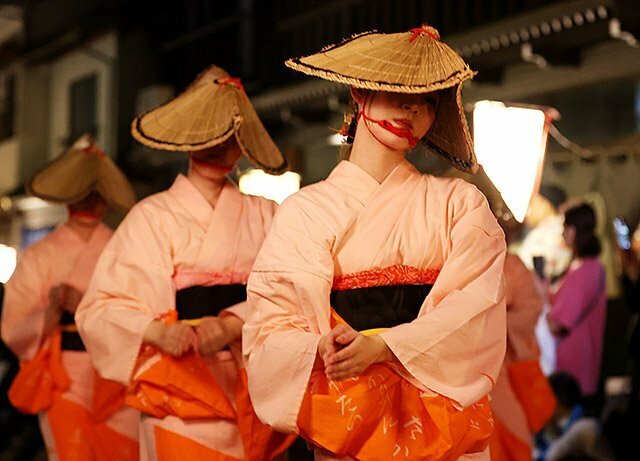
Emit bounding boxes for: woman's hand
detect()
[143,320,196,357]
[59,284,84,314]
[195,315,243,357]
[320,325,394,381]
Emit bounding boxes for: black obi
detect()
[175,284,247,320]
[60,311,85,351]
[330,284,433,331]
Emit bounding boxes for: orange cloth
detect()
[8,329,70,414]
[126,351,235,420]
[43,397,138,461]
[92,374,129,422]
[488,418,532,461]
[296,307,493,460]
[153,425,241,461]
[234,368,297,461]
[507,360,556,433]
[299,365,493,460]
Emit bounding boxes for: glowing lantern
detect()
[473,100,558,222]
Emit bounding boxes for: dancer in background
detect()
[488,220,556,461]
[77,66,293,460]
[2,134,139,460]
[244,26,506,460]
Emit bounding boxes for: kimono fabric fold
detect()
[244,160,507,460]
[1,223,139,460]
[76,174,294,460]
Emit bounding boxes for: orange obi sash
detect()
[297,265,494,460]
[8,329,71,414]
[507,359,556,432]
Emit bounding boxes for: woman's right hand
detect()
[143,320,196,356]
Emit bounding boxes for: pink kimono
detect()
[243,160,507,459]
[1,222,139,460]
[76,174,279,460]
[489,254,551,460]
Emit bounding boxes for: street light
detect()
[473,100,559,222]
[238,169,301,204]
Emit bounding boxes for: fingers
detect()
[334,328,358,346]
[325,359,362,381]
[163,323,195,356]
[195,318,227,357]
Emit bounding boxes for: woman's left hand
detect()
[195,315,243,357]
[323,328,394,381]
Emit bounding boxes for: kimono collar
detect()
[168,174,214,230]
[327,159,418,206]
[56,221,110,247]
[168,174,242,231]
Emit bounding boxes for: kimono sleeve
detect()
[243,196,333,433]
[76,202,174,385]
[1,248,51,360]
[379,182,507,407]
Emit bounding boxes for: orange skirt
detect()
[8,329,70,414]
[43,397,138,461]
[128,349,294,461]
[488,417,532,461]
[298,364,493,460]
[507,360,556,432]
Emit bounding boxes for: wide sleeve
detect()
[1,248,51,360]
[243,196,334,433]
[549,262,604,332]
[504,254,544,362]
[379,182,507,408]
[76,203,174,385]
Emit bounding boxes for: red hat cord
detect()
[357,93,420,149]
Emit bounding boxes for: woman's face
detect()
[68,192,107,226]
[189,137,242,181]
[352,89,439,151]
[563,223,576,250]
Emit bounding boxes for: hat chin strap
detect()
[357,93,420,150]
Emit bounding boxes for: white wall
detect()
[48,32,118,159]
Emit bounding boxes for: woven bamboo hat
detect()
[26,134,136,213]
[286,25,477,172]
[131,65,287,174]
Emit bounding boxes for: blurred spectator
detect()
[546,204,607,398]
[518,185,572,281]
[535,372,599,461]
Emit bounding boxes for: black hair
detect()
[564,203,601,258]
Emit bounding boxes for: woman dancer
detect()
[244,26,507,460]
[2,134,139,460]
[76,66,293,460]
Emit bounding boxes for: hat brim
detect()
[27,145,136,213]
[131,75,288,174]
[285,30,477,172]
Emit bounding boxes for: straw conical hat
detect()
[131,66,287,174]
[285,26,477,172]
[26,134,136,213]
